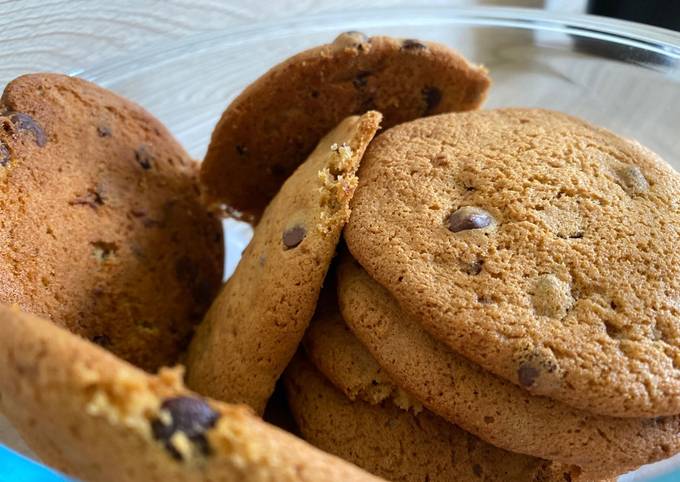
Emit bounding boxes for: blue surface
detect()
[0,445,71,482]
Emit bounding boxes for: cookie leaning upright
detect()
[186,111,382,412]
[344,108,680,418]
[200,33,490,220]
[0,74,223,371]
[0,305,383,482]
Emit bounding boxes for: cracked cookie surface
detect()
[344,108,680,418]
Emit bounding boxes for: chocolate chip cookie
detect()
[344,108,680,418]
[337,254,680,476]
[200,33,490,221]
[185,112,381,412]
[0,74,223,371]
[303,283,422,411]
[285,354,587,482]
[0,304,382,482]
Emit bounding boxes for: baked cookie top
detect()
[0,304,382,482]
[285,354,583,482]
[200,33,490,221]
[344,108,680,418]
[0,74,223,371]
[337,254,680,477]
[186,112,381,412]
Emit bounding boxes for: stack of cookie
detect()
[284,108,680,481]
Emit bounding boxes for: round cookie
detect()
[337,254,680,477]
[303,283,422,411]
[0,304,382,482]
[0,74,223,371]
[185,112,382,413]
[284,354,587,482]
[344,108,680,418]
[200,33,490,221]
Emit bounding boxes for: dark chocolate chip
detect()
[310,90,320,98]
[97,125,112,138]
[135,145,153,170]
[518,363,540,387]
[563,472,572,482]
[401,39,427,50]
[69,187,105,209]
[235,144,248,156]
[422,86,442,114]
[446,207,495,233]
[282,225,306,249]
[10,113,47,147]
[151,396,219,460]
[91,335,111,347]
[353,70,372,89]
[0,142,10,167]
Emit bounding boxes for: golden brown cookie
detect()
[344,108,680,418]
[200,33,490,220]
[303,283,422,411]
[0,74,223,371]
[337,254,680,477]
[0,304,383,482]
[185,112,381,412]
[284,354,587,482]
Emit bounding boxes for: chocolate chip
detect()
[282,225,306,249]
[422,86,442,114]
[0,142,10,167]
[151,396,219,460]
[10,113,47,147]
[310,90,320,98]
[135,145,153,170]
[333,31,369,49]
[563,472,572,482]
[91,335,111,347]
[235,144,248,156]
[518,363,540,387]
[69,187,105,209]
[353,70,372,89]
[97,125,112,138]
[446,207,495,233]
[401,39,427,50]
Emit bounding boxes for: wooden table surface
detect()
[0,1,677,481]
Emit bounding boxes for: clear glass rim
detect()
[78,5,680,83]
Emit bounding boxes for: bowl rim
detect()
[77,5,680,83]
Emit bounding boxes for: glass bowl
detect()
[3,6,680,482]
